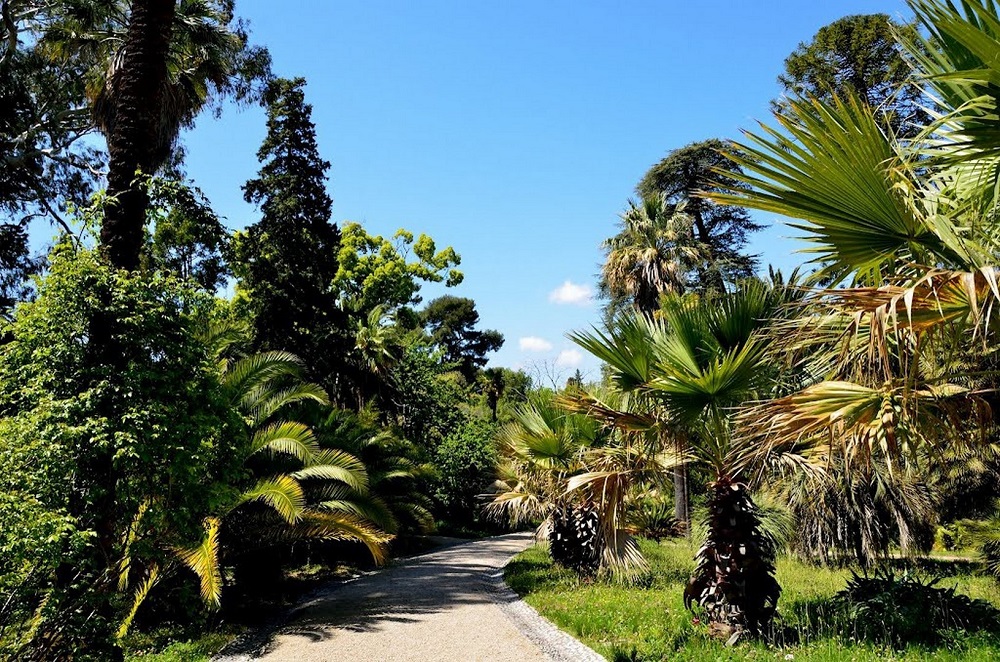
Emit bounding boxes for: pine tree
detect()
[233,77,350,394]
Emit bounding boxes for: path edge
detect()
[483,546,606,662]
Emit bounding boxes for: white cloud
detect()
[519,336,553,352]
[556,348,583,368]
[548,280,592,306]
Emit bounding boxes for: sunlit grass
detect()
[505,539,1000,661]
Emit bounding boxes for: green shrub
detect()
[626,498,680,542]
[432,419,497,528]
[832,567,1000,646]
[0,245,244,659]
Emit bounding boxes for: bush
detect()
[626,498,680,542]
[832,567,1000,646]
[433,419,497,528]
[0,245,243,659]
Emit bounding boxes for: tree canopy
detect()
[774,14,927,137]
[420,295,504,383]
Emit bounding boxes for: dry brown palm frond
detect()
[741,378,992,478]
[565,468,648,577]
[556,390,659,433]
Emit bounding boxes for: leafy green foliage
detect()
[145,179,230,292]
[314,409,435,535]
[0,243,243,658]
[774,14,927,137]
[420,295,503,383]
[333,222,463,314]
[386,344,468,450]
[433,419,498,528]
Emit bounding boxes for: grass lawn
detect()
[505,539,1000,661]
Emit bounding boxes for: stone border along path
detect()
[214,532,604,662]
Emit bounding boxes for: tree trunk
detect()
[684,477,780,639]
[673,463,689,535]
[101,0,177,270]
[38,3,179,657]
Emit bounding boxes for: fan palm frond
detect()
[710,94,969,283]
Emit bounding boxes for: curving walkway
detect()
[216,532,603,662]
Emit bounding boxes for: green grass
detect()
[123,628,237,662]
[505,539,1000,661]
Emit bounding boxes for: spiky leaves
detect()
[175,517,223,609]
[569,281,789,630]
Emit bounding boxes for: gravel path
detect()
[216,532,603,662]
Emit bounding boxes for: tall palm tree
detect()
[600,193,700,317]
[600,193,707,529]
[568,280,794,637]
[41,0,269,269]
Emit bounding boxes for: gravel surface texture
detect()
[214,532,603,662]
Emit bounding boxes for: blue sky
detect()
[179,0,907,383]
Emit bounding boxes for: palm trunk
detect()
[39,3,179,657]
[684,476,780,640]
[101,0,177,270]
[673,464,689,534]
[671,434,689,534]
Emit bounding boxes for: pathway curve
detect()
[216,532,603,662]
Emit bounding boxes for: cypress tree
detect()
[233,77,350,394]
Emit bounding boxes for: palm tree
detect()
[699,0,1000,569]
[314,408,435,536]
[600,193,708,529]
[600,193,700,318]
[567,280,794,637]
[41,0,269,269]
[489,390,645,575]
[114,327,392,629]
[489,391,602,531]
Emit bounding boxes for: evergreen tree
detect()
[773,14,927,138]
[420,295,503,383]
[636,139,760,294]
[232,77,351,396]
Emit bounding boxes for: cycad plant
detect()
[567,280,794,636]
[313,408,435,537]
